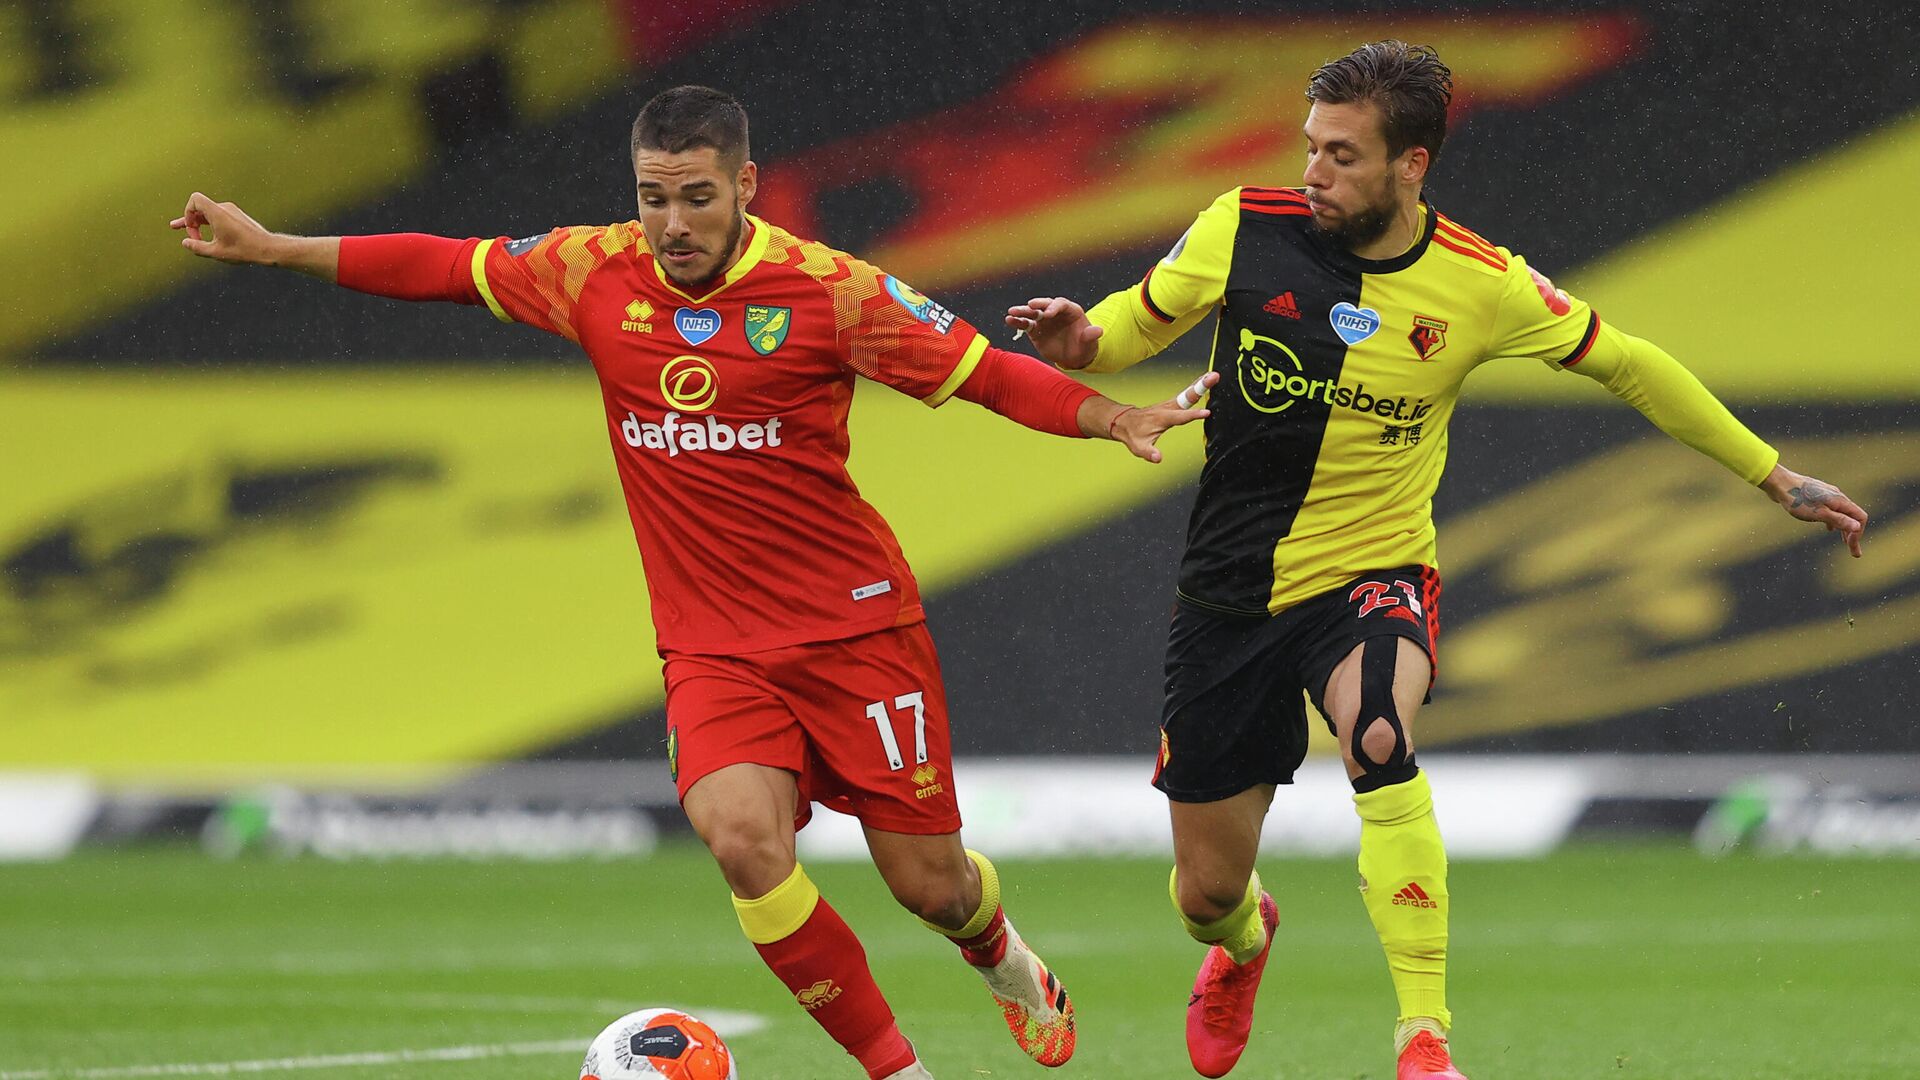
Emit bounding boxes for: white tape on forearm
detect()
[1174,374,1211,409]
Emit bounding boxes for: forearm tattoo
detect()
[1788,480,1838,510]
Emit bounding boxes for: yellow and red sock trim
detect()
[732,863,822,945]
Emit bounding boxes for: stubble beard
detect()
[664,207,745,290]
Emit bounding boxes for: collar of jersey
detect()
[649,213,771,303]
[1311,198,1437,276]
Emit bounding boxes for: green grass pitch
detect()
[2,843,1915,1079]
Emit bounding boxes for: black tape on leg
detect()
[1350,636,1418,794]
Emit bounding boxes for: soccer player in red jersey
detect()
[172,86,1211,1079]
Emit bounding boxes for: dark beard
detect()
[1312,197,1396,251]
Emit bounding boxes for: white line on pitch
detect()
[0,943,663,982]
[0,985,724,1019]
[0,1013,766,1079]
[0,1040,582,1079]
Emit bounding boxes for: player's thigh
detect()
[664,658,810,895]
[777,623,962,835]
[1307,566,1441,747]
[1321,635,1433,743]
[681,762,801,897]
[1169,784,1275,914]
[1158,603,1311,801]
[665,658,810,799]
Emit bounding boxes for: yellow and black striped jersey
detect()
[1085,186,1777,617]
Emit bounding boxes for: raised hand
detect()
[171,193,339,279]
[1760,464,1869,558]
[170,192,279,265]
[1006,296,1102,370]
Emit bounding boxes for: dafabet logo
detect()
[659,355,718,412]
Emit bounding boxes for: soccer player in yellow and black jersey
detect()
[1009,40,1869,1080]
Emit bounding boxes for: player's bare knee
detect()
[893,877,972,929]
[875,856,974,927]
[702,828,793,898]
[1359,716,1400,769]
[1177,871,1248,924]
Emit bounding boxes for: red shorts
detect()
[663,622,961,835]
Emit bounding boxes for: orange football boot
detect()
[978,921,1075,1067]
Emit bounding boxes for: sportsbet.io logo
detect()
[659,355,718,412]
[1236,327,1306,414]
[1236,327,1436,423]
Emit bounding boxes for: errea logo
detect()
[796,980,843,1010]
[911,763,945,800]
[622,299,655,334]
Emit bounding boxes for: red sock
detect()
[955,904,1009,968]
[755,899,916,1079]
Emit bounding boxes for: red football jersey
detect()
[468,216,987,655]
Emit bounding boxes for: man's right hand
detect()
[171,193,338,279]
[1005,296,1102,370]
[171,192,281,264]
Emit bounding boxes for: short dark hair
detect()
[630,85,750,164]
[1306,41,1453,164]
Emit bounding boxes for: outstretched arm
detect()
[951,347,1215,464]
[1572,321,1868,556]
[171,191,483,304]
[172,192,339,279]
[1090,370,1219,464]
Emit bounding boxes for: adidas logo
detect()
[1263,291,1302,319]
[1391,882,1438,909]
[796,979,843,1010]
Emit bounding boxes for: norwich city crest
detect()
[744,305,791,355]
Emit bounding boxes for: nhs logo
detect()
[1329,302,1381,346]
[675,307,722,346]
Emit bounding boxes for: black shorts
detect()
[1153,565,1441,802]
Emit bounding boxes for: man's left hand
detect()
[1761,464,1869,558]
[1104,372,1220,464]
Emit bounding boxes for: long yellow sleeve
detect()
[1570,320,1779,484]
[1083,189,1239,374]
[1083,282,1211,373]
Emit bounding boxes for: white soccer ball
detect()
[580,1008,739,1080]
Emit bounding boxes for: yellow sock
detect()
[1170,867,1267,964]
[1394,1016,1447,1056]
[1354,769,1451,1028]
[922,849,1001,939]
[731,863,821,944]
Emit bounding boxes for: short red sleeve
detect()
[472,223,644,342]
[819,257,989,406]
